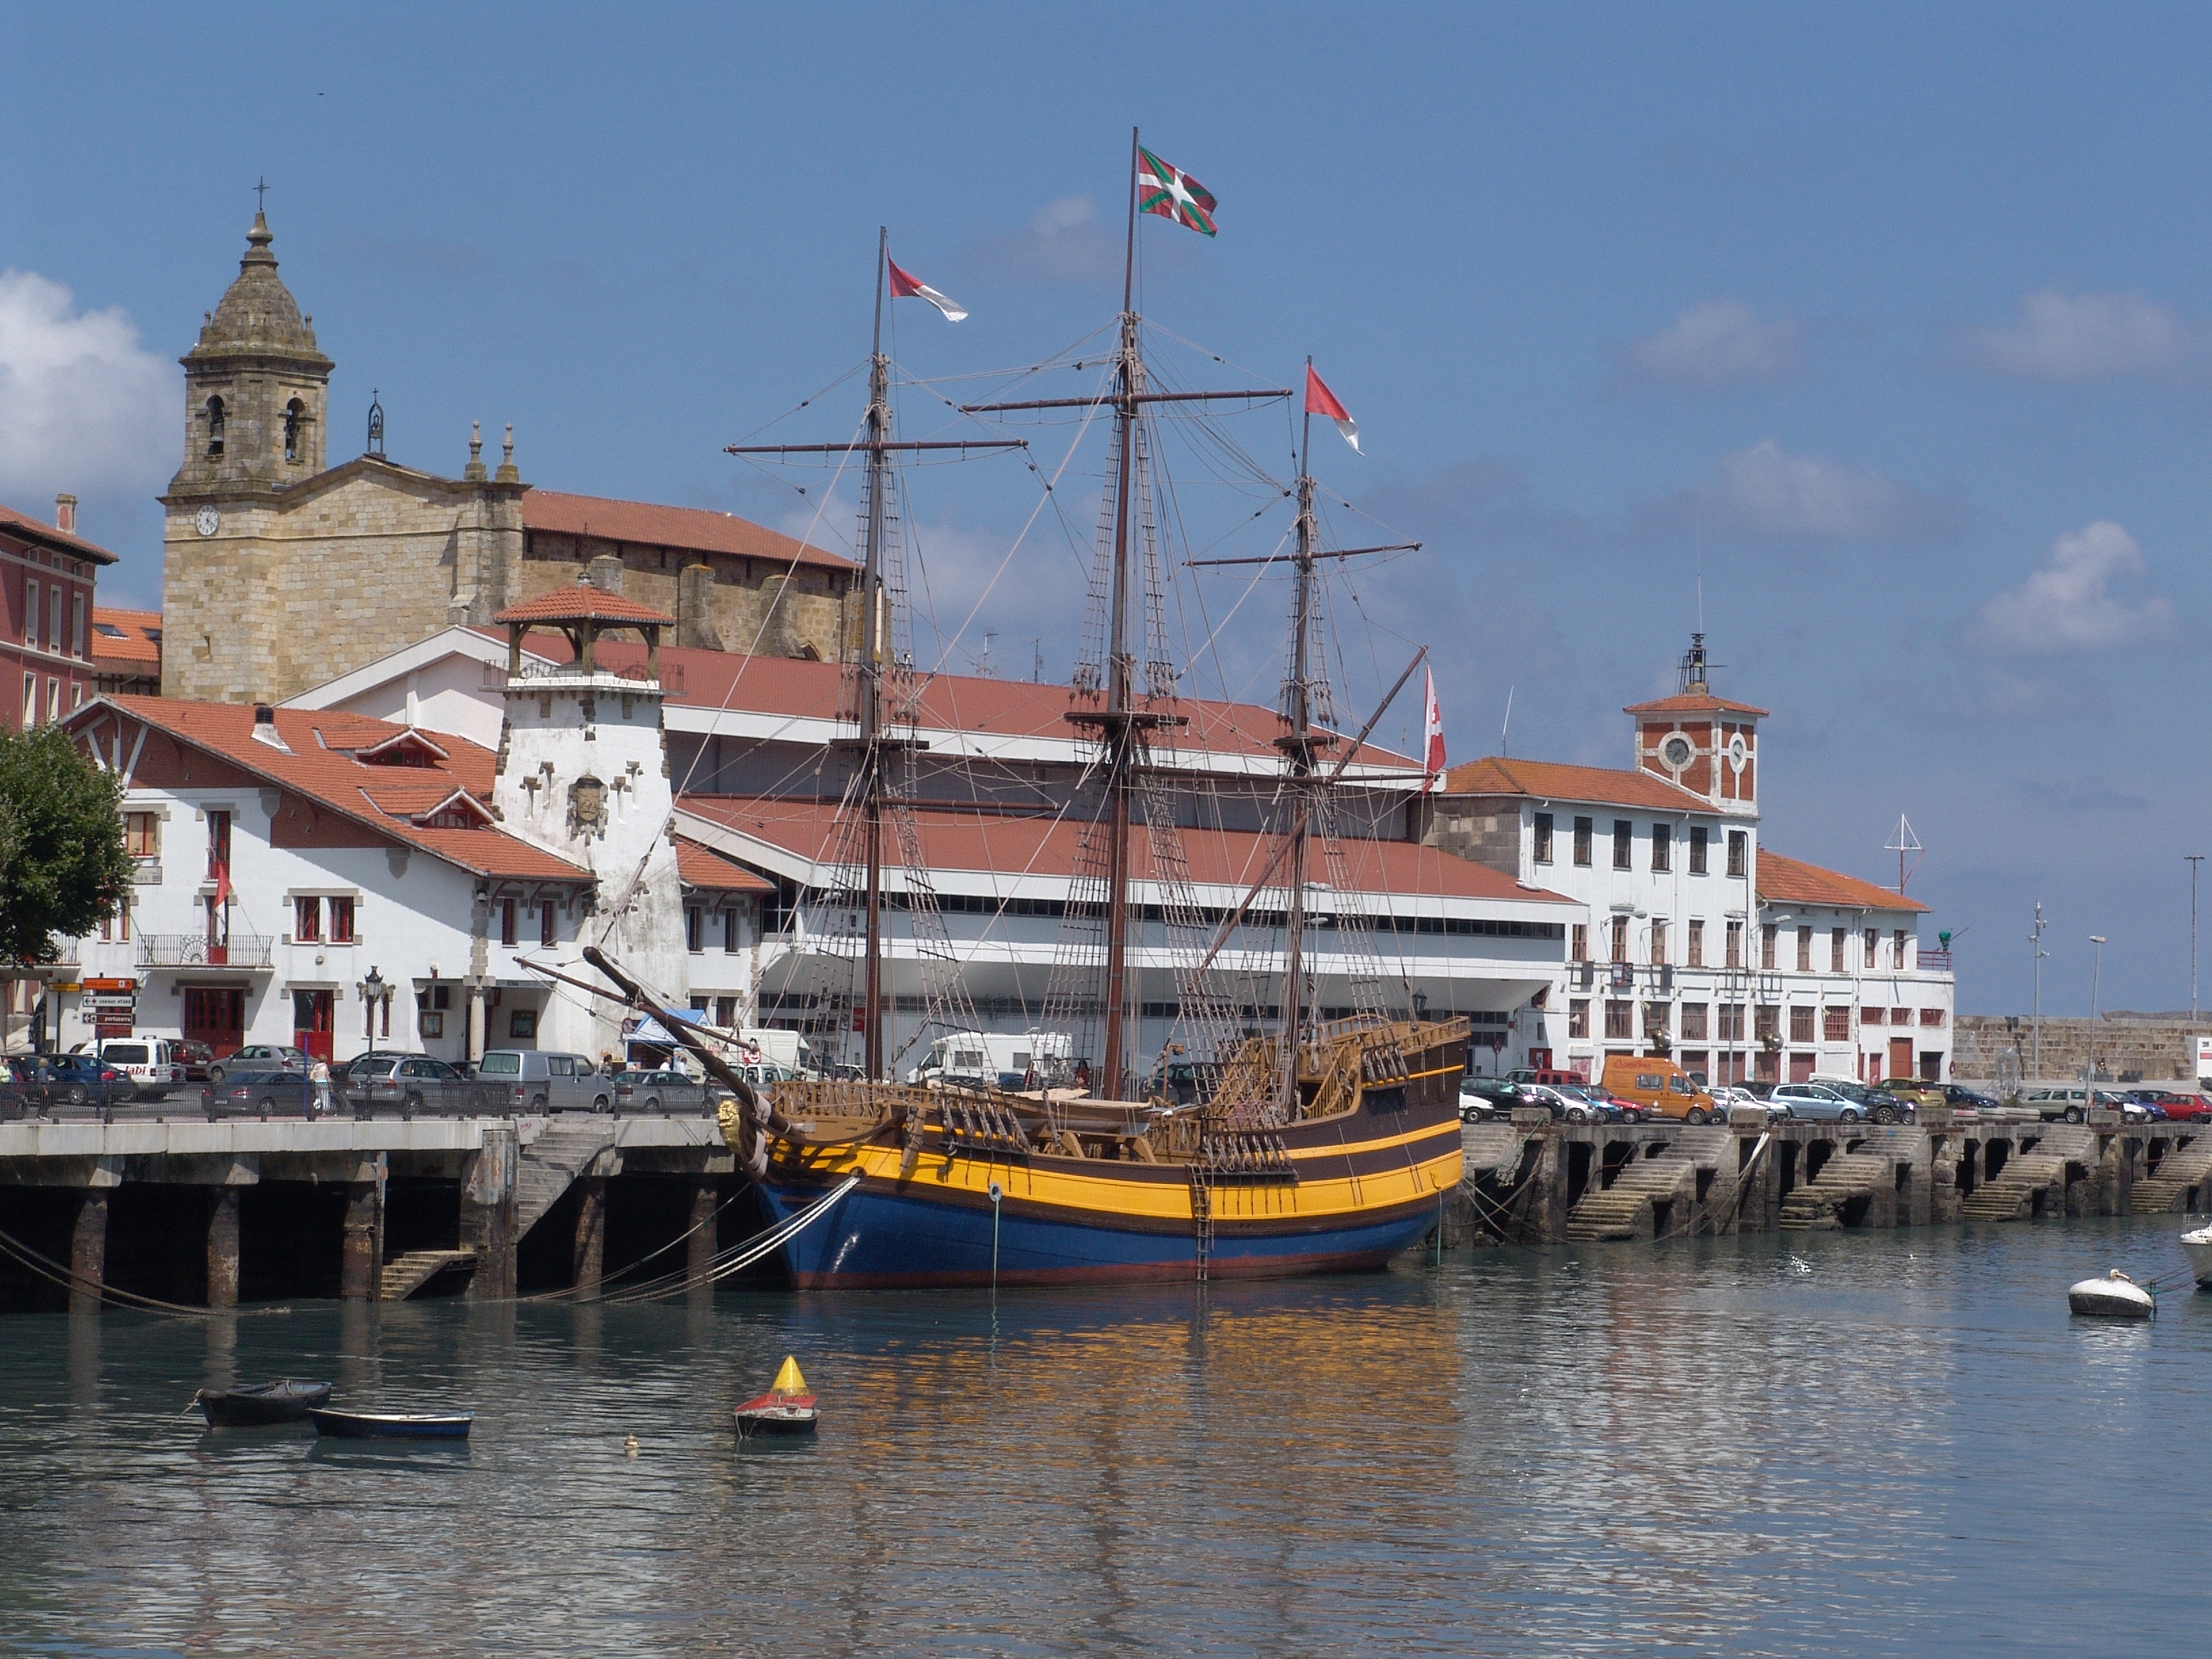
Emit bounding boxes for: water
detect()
[0,1218,2204,1657]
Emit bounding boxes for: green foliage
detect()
[0,726,131,964]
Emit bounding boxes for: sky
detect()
[3,1,2209,1017]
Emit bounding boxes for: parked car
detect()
[39,1053,136,1112]
[1767,1082,1886,1124]
[612,1068,729,1116]
[1521,1083,1607,1123]
[1599,1055,1721,1124]
[1504,1068,1589,1090]
[343,1054,476,1117]
[176,1040,216,1082]
[2127,1088,2212,1122]
[473,1050,613,1113]
[1459,1077,1523,1122]
[202,1070,316,1120]
[2015,1084,2150,1124]
[87,1039,185,1100]
[1876,1077,1944,1111]
[207,1045,308,1086]
[1940,1084,1999,1112]
[1824,1080,1915,1124]
[2097,1089,2155,1122]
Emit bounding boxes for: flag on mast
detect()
[886,255,967,322]
[1136,147,1218,236]
[1305,365,1360,453]
[1421,668,1446,792]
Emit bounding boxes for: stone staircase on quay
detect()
[379,1249,479,1301]
[2131,1138,2212,1214]
[514,1118,621,1240]
[1961,1125,2095,1222]
[1778,1128,1915,1231]
[1564,1129,1729,1242]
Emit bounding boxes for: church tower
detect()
[1623,634,1767,817]
[168,210,333,496]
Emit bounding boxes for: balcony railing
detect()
[136,934,274,970]
[1917,949,1953,972]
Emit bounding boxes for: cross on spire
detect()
[254,177,269,212]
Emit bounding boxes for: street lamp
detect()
[361,966,387,1064]
[2030,903,2049,1082]
[2190,855,2204,1021]
[2089,936,2106,1020]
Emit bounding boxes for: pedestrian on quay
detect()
[310,1054,333,1118]
[600,1050,620,1078]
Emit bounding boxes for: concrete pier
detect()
[68,1192,106,1315]
[685,1175,718,1294]
[571,1176,607,1298]
[205,1189,240,1310]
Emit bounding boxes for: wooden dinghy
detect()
[2068,1269,2155,1319]
[734,1355,818,1439]
[307,1407,473,1439]
[194,1379,332,1427]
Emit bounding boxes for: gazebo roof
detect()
[493,577,675,629]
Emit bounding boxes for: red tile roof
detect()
[493,579,676,628]
[67,697,591,883]
[676,838,773,894]
[520,490,856,575]
[91,607,162,668]
[0,501,119,565]
[1624,691,1767,717]
[680,795,1569,905]
[1757,851,1928,914]
[495,632,1420,769]
[1439,756,1711,813]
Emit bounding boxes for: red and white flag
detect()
[1305,364,1359,454]
[1421,668,1446,792]
[887,254,967,322]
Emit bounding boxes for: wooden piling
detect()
[340,1182,382,1301]
[685,1176,717,1296]
[68,1191,107,1316]
[573,1175,607,1296]
[205,1188,240,1310]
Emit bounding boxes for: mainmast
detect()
[1275,367,1323,1116]
[729,232,1022,1081]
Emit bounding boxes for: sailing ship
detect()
[593,132,1467,1287]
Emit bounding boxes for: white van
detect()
[474,1050,612,1113]
[906,1029,1073,1089]
[83,1039,184,1100]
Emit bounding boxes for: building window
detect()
[205,396,225,456]
[1862,1006,1885,1025]
[509,1008,537,1040]
[1687,919,1705,968]
[1533,812,1554,865]
[294,896,321,942]
[1920,1008,1946,1027]
[1681,1002,1708,1041]
[1604,999,1633,1040]
[686,906,704,953]
[1643,1002,1670,1038]
[1893,929,1908,968]
[1830,928,1846,972]
[1864,928,1879,970]
[73,592,86,659]
[1760,924,1777,970]
[100,897,130,941]
[1824,1006,1849,1042]
[206,810,232,883]
[1573,816,1593,867]
[329,897,355,943]
[284,398,304,463]
[24,579,37,655]
[715,996,739,1027]
[1717,1003,1745,1042]
[539,901,558,947]
[1754,1005,1778,1045]
[500,898,518,947]
[1795,926,1812,972]
[1891,1006,1911,1027]
[1568,998,1590,1039]
[125,812,159,860]
[1755,1050,1779,1082]
[1610,916,1629,963]
[723,908,740,953]
[1570,923,1588,962]
[1725,920,1743,968]
[1789,1006,1814,1043]
[1689,826,1708,875]
[22,672,35,729]
[45,678,58,722]
[1651,824,1671,873]
[1612,819,1632,870]
[1650,924,1667,967]
[1727,830,1748,878]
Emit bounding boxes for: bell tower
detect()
[168,209,333,498]
[1624,634,1767,817]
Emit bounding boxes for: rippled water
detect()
[1,1217,2205,1657]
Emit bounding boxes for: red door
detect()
[183,987,245,1058]
[293,990,334,1061]
[1889,1036,1912,1079]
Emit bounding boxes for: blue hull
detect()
[756,1175,1439,1289]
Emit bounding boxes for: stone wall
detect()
[514,531,851,664]
[1953,1013,2212,1084]
[1421,798,1520,878]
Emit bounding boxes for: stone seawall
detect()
[1953,1015,2212,1084]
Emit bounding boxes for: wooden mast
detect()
[1275,365,1320,1118]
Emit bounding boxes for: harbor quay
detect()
[3,1103,2207,1313]
[0,1114,738,1314]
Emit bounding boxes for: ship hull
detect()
[756,1033,1467,1290]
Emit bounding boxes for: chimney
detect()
[54,495,77,535]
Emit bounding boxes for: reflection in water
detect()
[0,1219,2206,1656]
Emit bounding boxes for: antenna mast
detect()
[1885,813,1923,893]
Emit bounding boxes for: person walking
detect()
[310,1054,333,1118]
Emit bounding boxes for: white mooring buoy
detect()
[2068,1269,2155,1319]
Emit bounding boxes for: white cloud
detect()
[0,270,173,502]
[1978,520,2174,653]
[1611,300,1803,388]
[1965,288,2190,381]
[962,195,1125,287]
[1695,438,1948,539]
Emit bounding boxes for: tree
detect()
[0,726,131,964]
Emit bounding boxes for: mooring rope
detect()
[0,1224,291,1321]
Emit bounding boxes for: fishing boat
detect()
[192,1379,331,1427]
[306,1408,473,1440]
[2067,1270,2154,1319]
[2181,1222,2212,1288]
[587,131,1465,1288]
[734,1355,819,1438]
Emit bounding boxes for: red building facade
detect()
[1,497,116,731]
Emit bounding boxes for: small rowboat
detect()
[194,1379,332,1427]
[734,1355,818,1438]
[2068,1269,2155,1319]
[306,1408,472,1440]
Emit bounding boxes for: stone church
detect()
[161,212,857,704]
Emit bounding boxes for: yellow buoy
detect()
[771,1355,808,1395]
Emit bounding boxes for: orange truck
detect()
[1600,1055,1723,1124]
